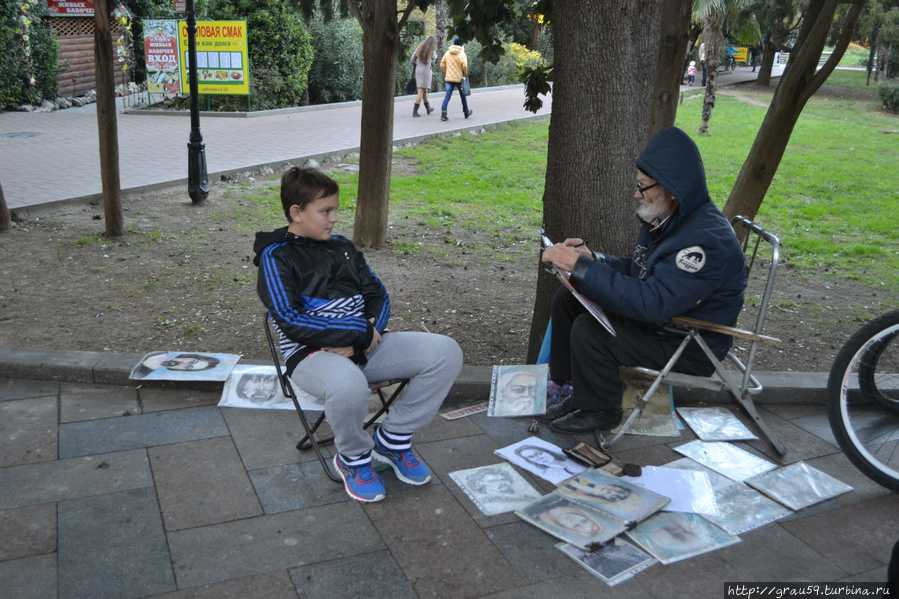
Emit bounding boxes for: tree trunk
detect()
[434,0,447,58]
[648,0,692,140]
[698,11,724,136]
[757,37,777,87]
[526,1,662,362]
[351,0,402,248]
[866,31,878,86]
[93,0,124,237]
[0,181,10,233]
[723,0,863,223]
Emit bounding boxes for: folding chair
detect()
[598,216,787,457]
[263,312,409,482]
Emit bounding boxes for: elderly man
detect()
[539,126,746,434]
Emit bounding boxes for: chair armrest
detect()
[669,316,782,345]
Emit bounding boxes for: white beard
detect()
[636,202,674,224]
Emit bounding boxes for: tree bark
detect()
[435,0,447,58]
[350,0,411,248]
[93,0,124,237]
[757,37,777,87]
[0,181,10,233]
[648,0,692,140]
[723,0,863,223]
[526,1,662,362]
[698,11,724,136]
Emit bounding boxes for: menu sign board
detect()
[177,20,249,95]
[144,20,181,94]
[46,0,94,15]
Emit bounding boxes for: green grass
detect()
[233,72,897,292]
[675,68,899,290]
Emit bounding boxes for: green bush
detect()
[204,0,313,109]
[464,39,546,88]
[878,82,899,114]
[1,1,60,109]
[307,14,363,104]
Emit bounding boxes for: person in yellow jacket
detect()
[439,37,473,121]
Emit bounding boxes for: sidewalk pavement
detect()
[1,348,897,599]
[0,63,783,214]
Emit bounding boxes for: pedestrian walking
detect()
[439,37,472,121]
[698,42,707,86]
[411,36,438,117]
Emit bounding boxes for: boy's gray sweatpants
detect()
[289,331,463,458]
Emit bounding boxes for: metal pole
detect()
[186,0,208,203]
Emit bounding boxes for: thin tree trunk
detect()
[0,181,10,233]
[723,0,863,222]
[527,1,662,362]
[434,0,447,58]
[866,31,878,86]
[698,11,723,136]
[757,37,777,87]
[93,0,124,237]
[648,0,692,140]
[351,0,401,248]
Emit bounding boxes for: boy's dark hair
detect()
[280,167,339,221]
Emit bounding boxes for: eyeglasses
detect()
[636,182,660,197]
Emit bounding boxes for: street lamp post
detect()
[185,0,208,203]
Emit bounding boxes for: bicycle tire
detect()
[826,310,899,492]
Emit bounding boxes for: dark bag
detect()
[461,76,471,96]
[405,75,417,95]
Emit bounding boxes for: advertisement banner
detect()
[144,20,182,94]
[177,20,249,95]
[46,0,94,16]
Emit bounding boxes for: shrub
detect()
[465,40,546,88]
[307,14,363,104]
[878,82,899,114]
[204,0,313,109]
[1,1,60,109]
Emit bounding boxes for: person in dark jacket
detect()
[254,167,463,503]
[538,126,746,434]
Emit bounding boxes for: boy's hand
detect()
[323,346,354,358]
[366,328,382,353]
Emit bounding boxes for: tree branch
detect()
[802,1,864,104]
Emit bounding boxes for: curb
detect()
[0,347,827,406]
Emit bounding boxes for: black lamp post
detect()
[185,0,208,203]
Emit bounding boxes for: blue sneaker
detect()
[333,455,386,503]
[372,432,431,486]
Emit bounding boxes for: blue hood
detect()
[635,126,709,218]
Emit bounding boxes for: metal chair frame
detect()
[598,216,787,457]
[263,312,408,482]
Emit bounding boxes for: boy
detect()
[254,167,463,502]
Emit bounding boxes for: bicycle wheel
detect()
[827,310,899,492]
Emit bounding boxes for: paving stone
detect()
[289,550,417,599]
[610,442,686,469]
[58,487,175,599]
[789,411,839,446]
[249,460,349,513]
[484,520,584,584]
[0,378,59,402]
[743,406,841,464]
[364,484,521,597]
[0,553,57,599]
[138,386,220,413]
[167,503,384,588]
[0,448,152,509]
[59,381,140,422]
[479,569,655,599]
[413,407,484,444]
[0,396,57,467]
[471,412,580,450]
[635,550,742,598]
[144,570,298,599]
[718,523,847,581]
[779,493,899,574]
[149,437,263,531]
[59,405,228,458]
[0,503,56,561]
[223,406,323,471]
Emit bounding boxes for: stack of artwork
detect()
[448,408,854,587]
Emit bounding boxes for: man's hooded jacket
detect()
[569,126,746,360]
